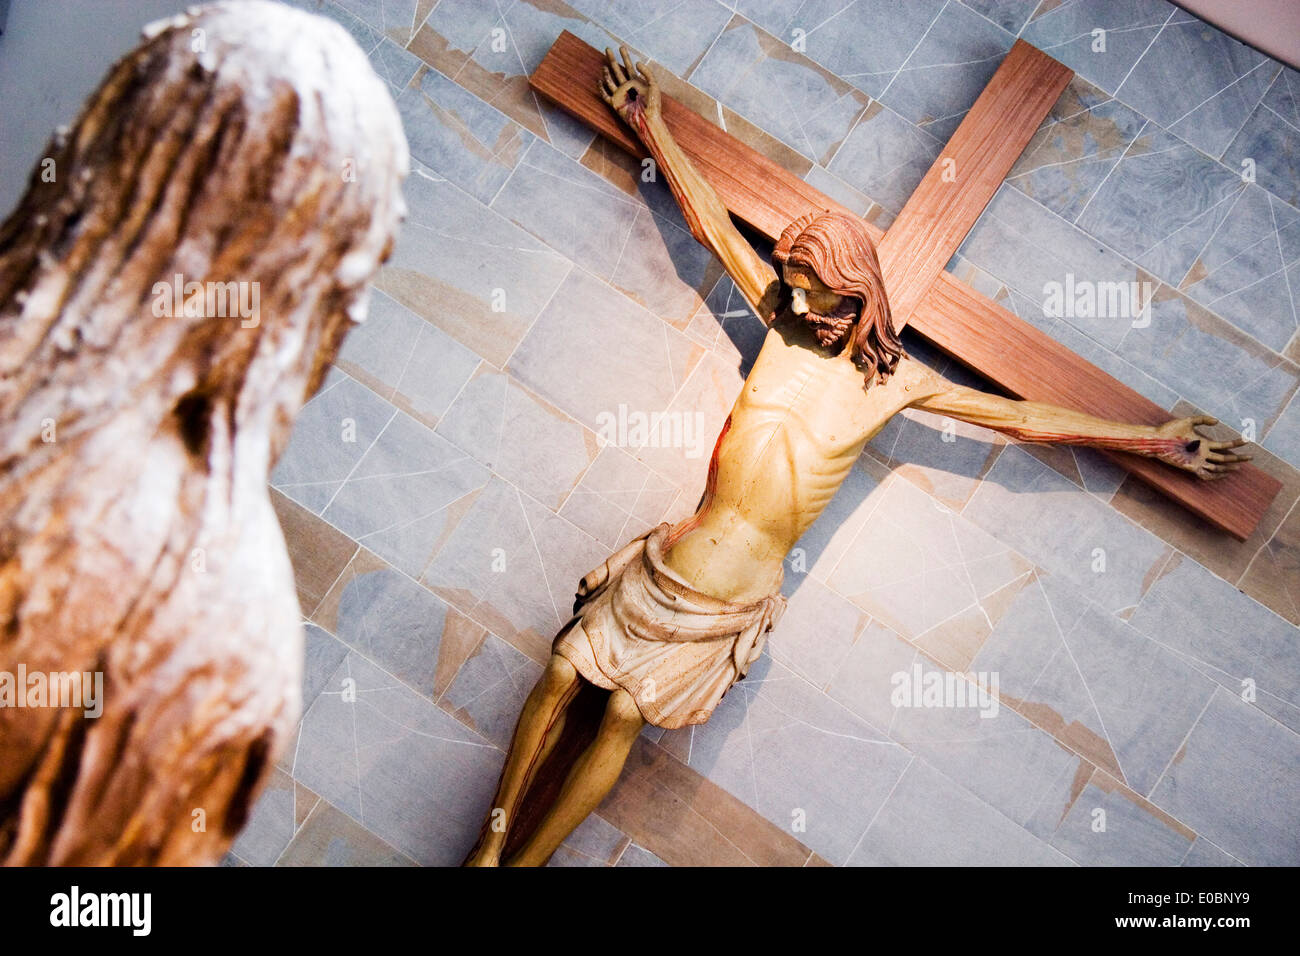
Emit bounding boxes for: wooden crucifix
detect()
[530,32,1282,541]
[466,35,1274,867]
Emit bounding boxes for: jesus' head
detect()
[768,210,904,387]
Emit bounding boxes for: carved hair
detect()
[0,1,406,864]
[769,210,903,386]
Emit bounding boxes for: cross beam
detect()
[529,31,1282,540]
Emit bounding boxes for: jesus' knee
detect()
[537,653,579,699]
[599,689,645,743]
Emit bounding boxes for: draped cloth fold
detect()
[552,523,786,729]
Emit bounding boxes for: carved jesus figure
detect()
[465,47,1251,866]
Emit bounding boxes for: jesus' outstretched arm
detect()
[908,376,1251,481]
[599,45,781,322]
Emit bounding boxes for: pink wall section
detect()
[1176,0,1300,69]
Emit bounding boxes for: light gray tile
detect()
[321,411,491,579]
[1181,185,1300,352]
[848,758,1072,866]
[887,653,1089,826]
[1117,286,1299,438]
[1262,393,1300,471]
[979,277,1180,412]
[565,0,731,77]
[616,843,669,867]
[303,623,349,714]
[367,35,422,95]
[1149,688,1300,866]
[660,656,912,866]
[375,161,572,368]
[334,0,422,47]
[547,812,628,867]
[769,575,871,691]
[1116,14,1277,159]
[420,477,607,651]
[957,185,1153,350]
[688,19,869,164]
[436,369,596,510]
[1032,776,1195,865]
[975,572,1218,795]
[959,0,1040,35]
[802,164,884,219]
[336,288,480,428]
[281,0,383,54]
[271,371,397,514]
[699,274,772,376]
[1261,63,1300,128]
[507,266,702,437]
[278,799,417,866]
[1021,0,1175,95]
[877,0,1014,143]
[492,140,641,284]
[866,403,1004,511]
[558,445,677,549]
[827,102,943,216]
[962,444,1172,615]
[1007,79,1147,223]
[396,66,536,206]
[1077,126,1245,288]
[441,633,544,748]
[825,621,921,736]
[293,651,503,866]
[1182,837,1243,866]
[329,562,472,699]
[231,767,299,867]
[736,0,947,101]
[827,474,1033,641]
[1128,554,1300,721]
[617,349,740,490]
[492,141,721,329]
[787,456,888,584]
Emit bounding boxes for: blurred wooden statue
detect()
[465,47,1251,866]
[0,1,407,865]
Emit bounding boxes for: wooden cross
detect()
[529,31,1281,541]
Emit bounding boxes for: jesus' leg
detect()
[463,653,581,866]
[504,687,645,867]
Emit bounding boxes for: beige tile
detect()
[270,488,358,618]
[598,738,813,867]
[1238,498,1300,625]
[277,800,417,867]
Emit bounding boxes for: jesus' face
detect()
[782,263,860,349]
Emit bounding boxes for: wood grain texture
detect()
[529,30,1281,539]
[876,40,1072,327]
[0,2,407,864]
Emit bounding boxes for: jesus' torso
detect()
[662,317,929,603]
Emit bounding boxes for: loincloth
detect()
[552,523,786,729]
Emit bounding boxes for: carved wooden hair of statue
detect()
[0,1,407,864]
[771,210,904,385]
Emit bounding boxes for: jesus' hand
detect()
[1153,416,1252,481]
[600,44,660,123]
